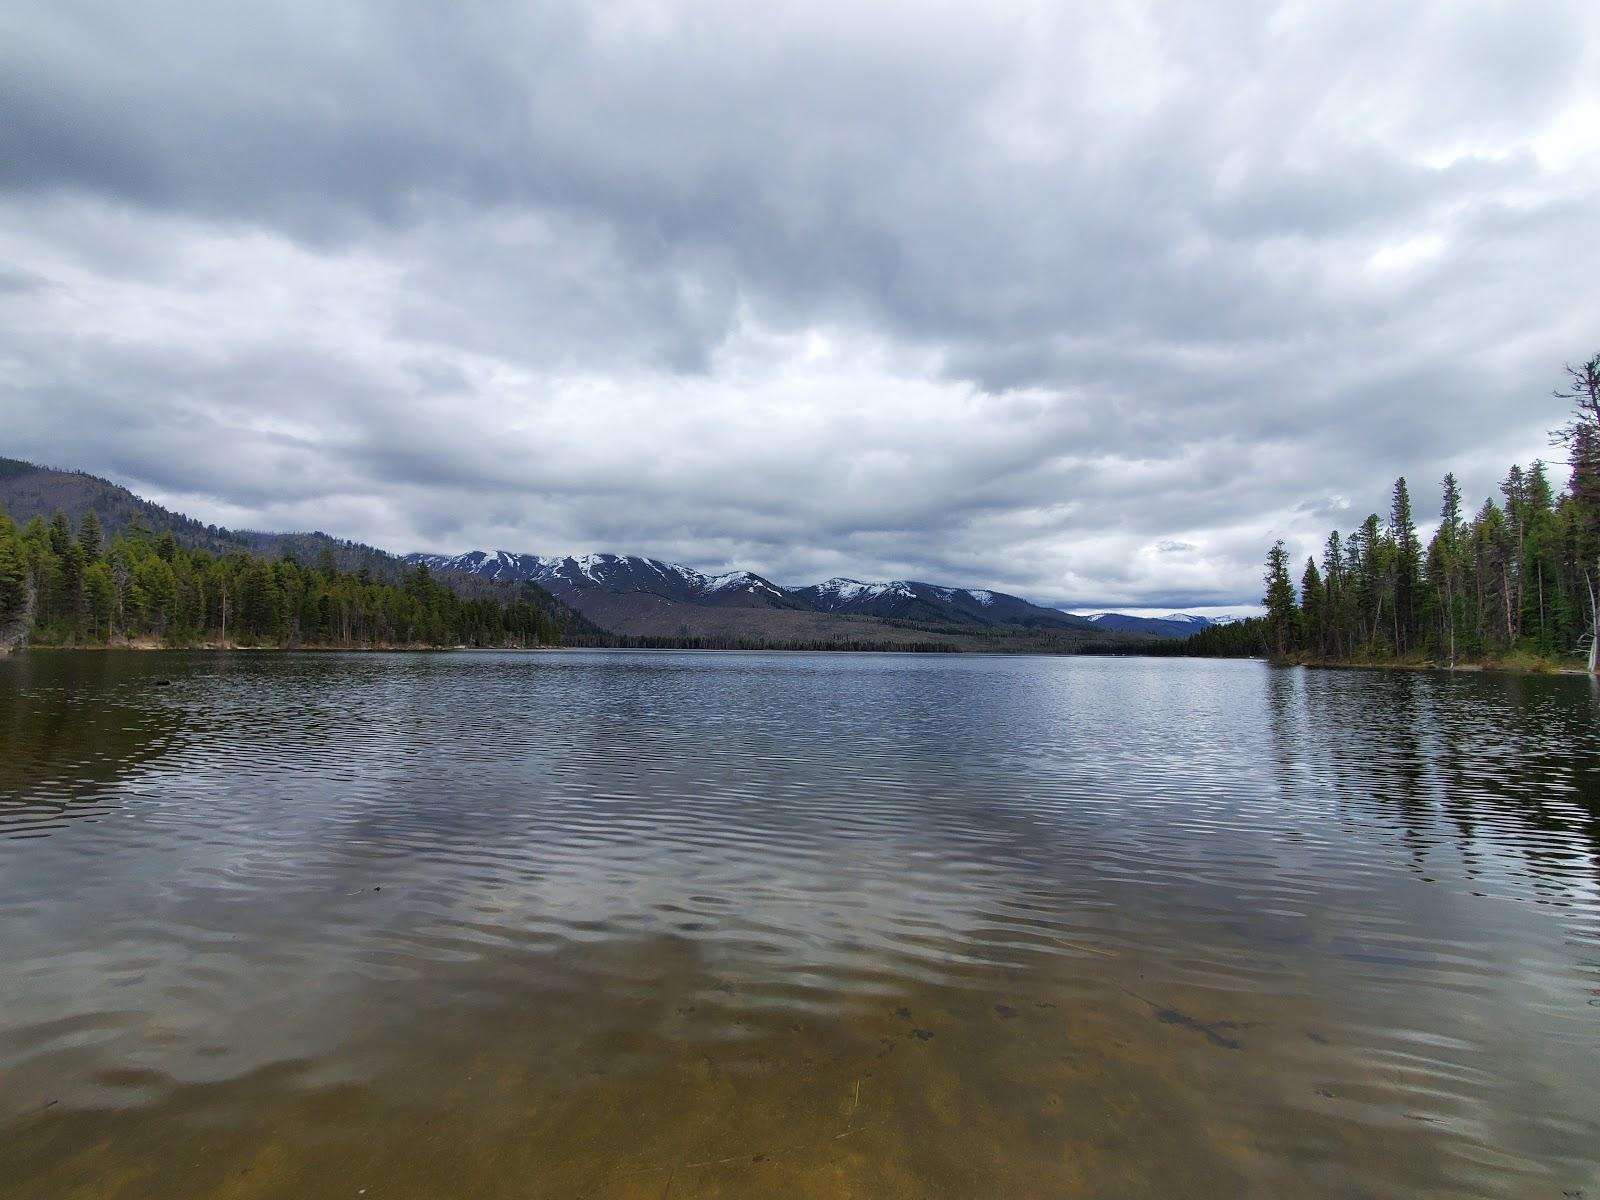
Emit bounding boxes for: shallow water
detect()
[1,650,1597,1198]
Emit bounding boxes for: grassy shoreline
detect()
[1275,653,1592,677]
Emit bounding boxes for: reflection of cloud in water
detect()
[3,651,1600,1196]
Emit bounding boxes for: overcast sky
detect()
[3,1,1597,612]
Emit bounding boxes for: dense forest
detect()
[1258,352,1600,670]
[0,506,579,650]
[1090,617,1271,659]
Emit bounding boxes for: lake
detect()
[1,650,1597,1198]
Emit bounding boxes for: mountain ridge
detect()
[405,549,1226,638]
[1078,612,1224,638]
[402,550,1105,634]
[0,457,607,640]
[2,457,1219,651]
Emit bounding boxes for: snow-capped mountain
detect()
[405,552,804,610]
[1078,612,1219,638]
[405,551,1096,631]
[789,577,1090,629]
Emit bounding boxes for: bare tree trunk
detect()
[1501,564,1512,645]
[1514,523,1525,636]
[1538,562,1546,647]
[1588,566,1599,675]
[1476,566,1484,646]
[1,581,35,650]
[1444,576,1456,666]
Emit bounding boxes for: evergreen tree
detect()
[1232,349,1600,670]
[1389,477,1420,655]
[48,510,73,557]
[78,510,103,562]
[1518,461,1558,654]
[1355,513,1387,651]
[83,560,116,641]
[131,555,177,636]
[1321,531,1345,659]
[1263,540,1297,657]
[1299,557,1324,656]
[1432,473,1463,664]
[1554,354,1600,670]
[1499,464,1529,644]
[0,518,28,629]
[0,501,572,650]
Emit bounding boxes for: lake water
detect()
[1,650,1597,1198]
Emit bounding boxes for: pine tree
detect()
[48,510,73,557]
[1263,540,1297,658]
[1389,477,1420,656]
[1499,464,1529,644]
[1233,349,1600,669]
[0,509,572,651]
[1299,557,1324,657]
[0,519,28,630]
[131,555,177,637]
[1432,473,1464,664]
[83,560,116,641]
[1356,514,1386,651]
[78,510,103,562]
[1519,461,1558,653]
[1322,531,1344,659]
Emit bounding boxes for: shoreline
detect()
[1276,655,1593,678]
[2,641,552,654]
[6,643,1593,676]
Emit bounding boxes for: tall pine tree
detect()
[1263,540,1297,658]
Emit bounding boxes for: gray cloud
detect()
[2,0,1597,610]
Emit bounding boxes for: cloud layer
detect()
[3,0,1598,608]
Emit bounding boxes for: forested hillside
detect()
[1258,353,1600,670]
[0,458,1148,654]
[0,457,428,578]
[0,507,586,650]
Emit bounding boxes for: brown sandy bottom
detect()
[0,941,1497,1200]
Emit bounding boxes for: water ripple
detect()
[1,651,1597,1197]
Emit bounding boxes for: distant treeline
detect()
[567,612,1138,655]
[1259,352,1600,669]
[568,631,964,653]
[0,507,579,649]
[1078,618,1270,659]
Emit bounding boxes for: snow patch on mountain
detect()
[813,577,918,601]
[707,570,785,596]
[409,549,1105,631]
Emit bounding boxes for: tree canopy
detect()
[0,506,574,650]
[1252,351,1600,669]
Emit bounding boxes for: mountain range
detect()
[1078,612,1223,638]
[1,457,1221,651]
[404,550,1217,640]
[0,457,609,640]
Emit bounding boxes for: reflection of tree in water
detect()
[0,653,186,837]
[1436,673,1600,903]
[1265,664,1600,900]
[1263,666,1434,883]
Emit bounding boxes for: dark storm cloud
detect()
[2,0,1597,609]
